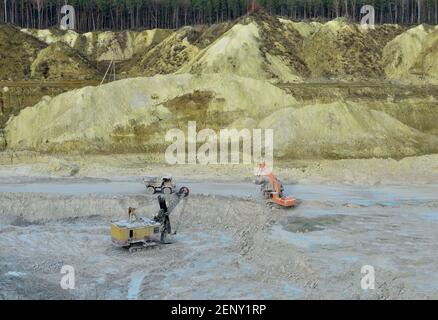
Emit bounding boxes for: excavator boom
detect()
[256,162,298,208]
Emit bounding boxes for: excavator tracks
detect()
[128,242,159,253]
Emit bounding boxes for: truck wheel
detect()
[178,186,190,197]
[163,187,172,194]
[146,186,156,194]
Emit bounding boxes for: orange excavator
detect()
[255,162,298,208]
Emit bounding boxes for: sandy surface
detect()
[2,12,438,300]
[1,152,438,185]
[0,157,437,299]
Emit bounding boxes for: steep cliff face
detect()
[12,14,438,82]
[21,28,171,62]
[179,13,308,82]
[124,27,201,76]
[383,24,438,83]
[0,24,46,80]
[31,42,99,80]
[302,19,385,79]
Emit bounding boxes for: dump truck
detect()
[143,175,176,194]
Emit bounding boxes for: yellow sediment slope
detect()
[179,22,302,82]
[303,18,384,79]
[4,14,437,159]
[31,42,99,80]
[5,74,295,153]
[383,24,438,82]
[259,101,438,158]
[21,28,171,62]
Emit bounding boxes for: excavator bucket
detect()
[271,195,298,208]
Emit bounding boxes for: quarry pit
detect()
[0,157,437,300]
[1,9,438,301]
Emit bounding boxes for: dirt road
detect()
[0,178,437,299]
[0,179,437,205]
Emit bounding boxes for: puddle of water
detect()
[270,225,341,249]
[285,215,343,233]
[421,212,438,222]
[5,271,27,277]
[169,253,237,281]
[208,282,301,299]
[179,231,233,248]
[286,184,438,204]
[219,233,233,246]
[11,216,37,227]
[96,275,106,285]
[347,200,404,207]
[103,266,120,274]
[127,271,147,300]
[18,234,34,245]
[282,281,304,299]
[106,288,123,300]
[339,256,359,264]
[87,256,100,263]
[189,282,266,299]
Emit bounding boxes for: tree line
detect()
[1,0,437,32]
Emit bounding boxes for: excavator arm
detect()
[154,186,190,242]
[256,162,297,208]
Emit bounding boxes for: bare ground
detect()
[1,152,438,185]
[0,153,437,299]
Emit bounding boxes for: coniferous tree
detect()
[0,0,437,32]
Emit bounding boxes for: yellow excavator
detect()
[111,187,189,253]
